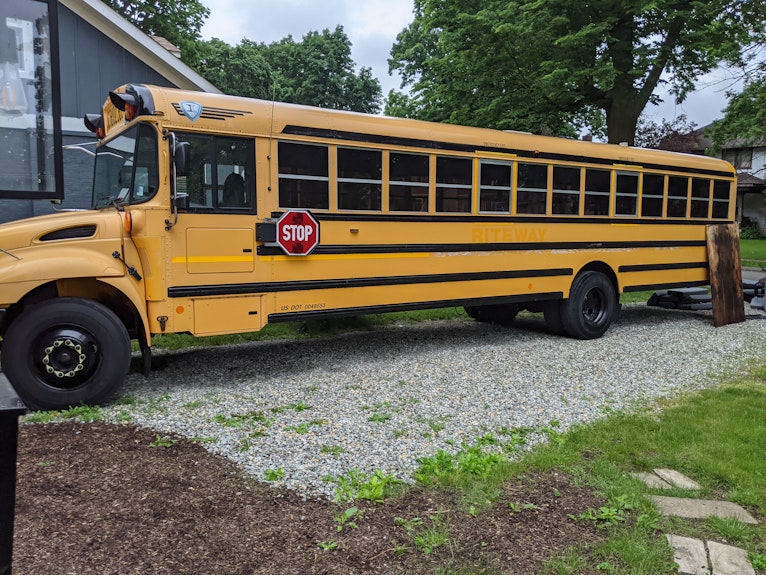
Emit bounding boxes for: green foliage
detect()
[101,0,209,66]
[149,434,176,448]
[740,224,764,240]
[389,0,766,143]
[394,514,451,555]
[194,27,382,113]
[24,404,104,424]
[709,77,766,152]
[316,539,338,551]
[334,506,360,532]
[334,469,403,503]
[263,468,284,482]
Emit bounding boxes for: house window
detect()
[722,148,753,171]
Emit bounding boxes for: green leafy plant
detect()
[149,435,177,448]
[317,539,338,551]
[368,412,392,423]
[335,506,360,532]
[334,469,402,503]
[320,445,346,456]
[394,514,450,555]
[264,468,284,481]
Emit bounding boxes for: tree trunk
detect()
[605,100,642,146]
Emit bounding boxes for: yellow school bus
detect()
[0,84,736,409]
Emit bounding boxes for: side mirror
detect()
[174,141,190,176]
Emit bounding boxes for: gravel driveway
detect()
[101,304,766,499]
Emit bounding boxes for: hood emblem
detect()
[178,101,203,122]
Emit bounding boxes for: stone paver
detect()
[708,541,756,575]
[654,468,702,490]
[667,534,710,575]
[631,471,672,489]
[649,495,759,524]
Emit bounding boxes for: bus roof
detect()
[109,84,734,177]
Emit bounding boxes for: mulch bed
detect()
[13,422,606,574]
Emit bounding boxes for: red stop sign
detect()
[276,210,320,255]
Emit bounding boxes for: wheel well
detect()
[7,279,143,342]
[577,261,618,293]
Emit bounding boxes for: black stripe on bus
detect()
[281,125,735,179]
[622,280,709,293]
[168,268,573,299]
[267,292,564,323]
[257,239,707,257]
[272,211,734,227]
[618,262,709,273]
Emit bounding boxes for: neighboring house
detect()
[719,142,766,231]
[0,0,219,224]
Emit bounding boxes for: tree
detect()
[197,27,382,113]
[102,0,210,66]
[262,27,382,114]
[634,115,701,152]
[708,76,766,152]
[388,0,766,144]
[194,39,273,100]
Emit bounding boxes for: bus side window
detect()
[552,166,580,215]
[615,172,638,216]
[338,147,382,211]
[516,163,547,215]
[436,156,472,213]
[278,142,329,209]
[712,180,731,219]
[479,161,512,213]
[667,176,689,218]
[175,134,255,212]
[584,169,610,216]
[641,174,664,217]
[690,178,711,218]
[390,152,429,212]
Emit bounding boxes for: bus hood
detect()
[0,210,124,257]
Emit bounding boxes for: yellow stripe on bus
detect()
[260,253,431,263]
[172,256,254,264]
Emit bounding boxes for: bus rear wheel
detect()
[560,271,616,339]
[1,298,131,410]
[464,303,520,325]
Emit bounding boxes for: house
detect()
[719,141,766,231]
[0,0,219,224]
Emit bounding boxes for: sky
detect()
[200,0,736,129]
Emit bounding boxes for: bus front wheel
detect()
[1,298,131,411]
[560,271,616,339]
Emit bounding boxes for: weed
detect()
[508,501,539,514]
[571,495,633,527]
[368,412,392,423]
[212,411,272,430]
[316,539,338,551]
[284,423,311,434]
[320,445,346,456]
[149,435,177,448]
[182,400,204,409]
[334,469,403,503]
[335,506,360,531]
[395,514,451,555]
[264,468,284,481]
[750,552,766,570]
[191,436,216,444]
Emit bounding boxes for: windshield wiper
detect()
[95,196,125,211]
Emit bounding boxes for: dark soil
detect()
[13,422,607,574]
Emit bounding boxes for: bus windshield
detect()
[92,123,159,208]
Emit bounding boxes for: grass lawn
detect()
[741,239,766,268]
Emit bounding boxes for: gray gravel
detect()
[101,304,766,499]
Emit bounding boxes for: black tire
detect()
[542,301,566,335]
[1,298,131,410]
[464,303,520,325]
[560,271,617,339]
